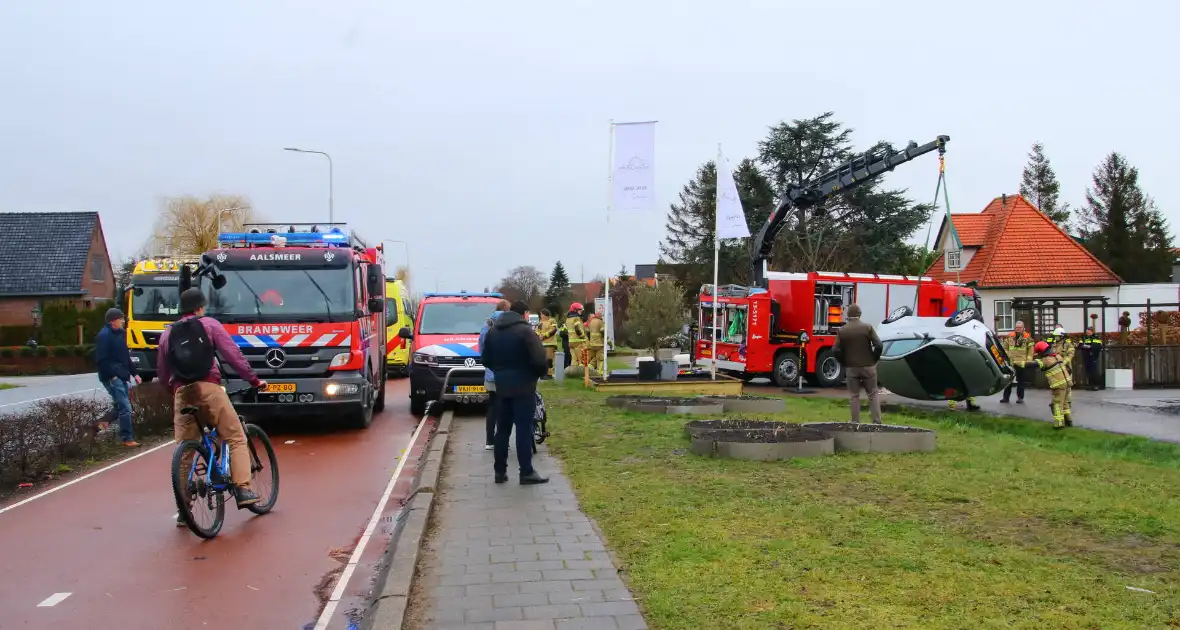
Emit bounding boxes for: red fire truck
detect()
[696,134,980,387]
[697,272,979,387]
[187,224,388,428]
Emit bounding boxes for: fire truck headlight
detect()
[412,352,437,366]
[329,352,352,368]
[324,382,360,396]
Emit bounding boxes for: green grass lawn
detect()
[0,383,21,391]
[540,384,1180,629]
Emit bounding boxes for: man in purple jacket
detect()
[158,288,267,515]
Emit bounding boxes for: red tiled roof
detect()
[926,194,1122,287]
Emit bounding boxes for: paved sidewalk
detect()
[411,415,646,630]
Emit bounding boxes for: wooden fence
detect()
[1027,344,1180,389]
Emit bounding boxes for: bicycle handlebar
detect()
[225,385,261,398]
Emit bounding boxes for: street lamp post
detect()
[283,147,334,223]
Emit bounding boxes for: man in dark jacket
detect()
[95,308,141,447]
[482,300,549,484]
[832,304,883,424]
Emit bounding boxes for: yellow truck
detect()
[125,256,200,382]
[385,278,414,377]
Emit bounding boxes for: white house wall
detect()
[980,284,1180,333]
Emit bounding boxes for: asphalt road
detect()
[0,373,106,415]
[0,378,428,630]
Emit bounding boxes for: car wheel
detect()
[410,395,426,417]
[772,352,801,388]
[883,305,913,325]
[946,308,979,327]
[814,349,844,387]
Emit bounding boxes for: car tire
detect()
[946,308,979,327]
[410,395,427,417]
[814,348,844,387]
[772,352,801,388]
[883,305,913,325]
[373,366,386,413]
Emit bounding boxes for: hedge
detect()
[0,383,174,487]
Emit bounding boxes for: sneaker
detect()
[494,473,508,483]
[1016,399,1025,404]
[999,398,1010,404]
[235,487,261,508]
[121,440,140,448]
[485,444,494,451]
[520,471,549,485]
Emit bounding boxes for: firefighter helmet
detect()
[569,302,584,312]
[1034,341,1050,355]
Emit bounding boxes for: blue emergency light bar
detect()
[423,292,504,299]
[217,228,350,247]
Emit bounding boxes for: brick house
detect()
[0,212,116,327]
[925,194,1123,334]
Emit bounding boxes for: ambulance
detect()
[125,256,201,382]
[384,277,413,377]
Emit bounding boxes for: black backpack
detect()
[167,316,216,383]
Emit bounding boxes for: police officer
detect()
[536,309,560,378]
[1001,320,1034,404]
[585,310,606,374]
[1033,340,1073,428]
[564,303,588,368]
[1079,326,1104,391]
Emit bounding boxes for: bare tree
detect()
[149,194,258,255]
[393,265,411,288]
[496,265,548,304]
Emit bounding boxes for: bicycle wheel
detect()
[243,423,279,515]
[171,440,225,539]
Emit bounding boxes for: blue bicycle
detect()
[171,385,280,539]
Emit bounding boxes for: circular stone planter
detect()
[623,397,724,415]
[686,419,833,461]
[699,395,786,414]
[803,422,936,454]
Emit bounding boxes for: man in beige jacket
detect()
[832,303,883,424]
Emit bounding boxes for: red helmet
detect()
[260,289,284,307]
[569,302,584,312]
[1034,341,1050,354]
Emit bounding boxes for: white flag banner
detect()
[611,122,656,211]
[715,150,750,239]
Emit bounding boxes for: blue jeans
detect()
[102,378,134,442]
[493,393,536,476]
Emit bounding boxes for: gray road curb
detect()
[361,409,452,630]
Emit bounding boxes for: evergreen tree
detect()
[757,112,931,273]
[544,261,572,314]
[659,158,775,289]
[1076,152,1173,282]
[1019,142,1070,225]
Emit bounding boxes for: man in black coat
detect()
[482,300,549,484]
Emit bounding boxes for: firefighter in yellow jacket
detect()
[1000,321,1034,404]
[564,302,588,368]
[1033,340,1072,428]
[536,309,560,378]
[586,311,606,373]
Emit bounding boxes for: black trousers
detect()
[485,390,498,445]
[493,392,537,476]
[1086,360,1101,388]
[1003,365,1028,400]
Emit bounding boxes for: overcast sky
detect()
[2,0,1177,293]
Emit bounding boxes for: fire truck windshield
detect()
[418,302,499,335]
[205,267,354,323]
[131,285,181,321]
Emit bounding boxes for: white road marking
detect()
[0,388,102,409]
[313,412,431,630]
[37,593,71,607]
[0,442,173,516]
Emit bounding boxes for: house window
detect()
[945,250,962,271]
[90,254,105,282]
[995,300,1014,331]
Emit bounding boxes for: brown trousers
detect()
[846,365,882,424]
[173,382,252,489]
[586,346,604,372]
[544,346,557,376]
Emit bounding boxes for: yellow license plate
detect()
[454,385,486,393]
[263,383,296,393]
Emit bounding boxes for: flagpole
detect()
[711,144,722,381]
[602,120,615,382]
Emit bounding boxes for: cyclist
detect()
[158,288,267,518]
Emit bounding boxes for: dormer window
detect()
[946,249,962,271]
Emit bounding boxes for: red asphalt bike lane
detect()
[0,379,426,630]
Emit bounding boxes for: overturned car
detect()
[875,306,1015,401]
